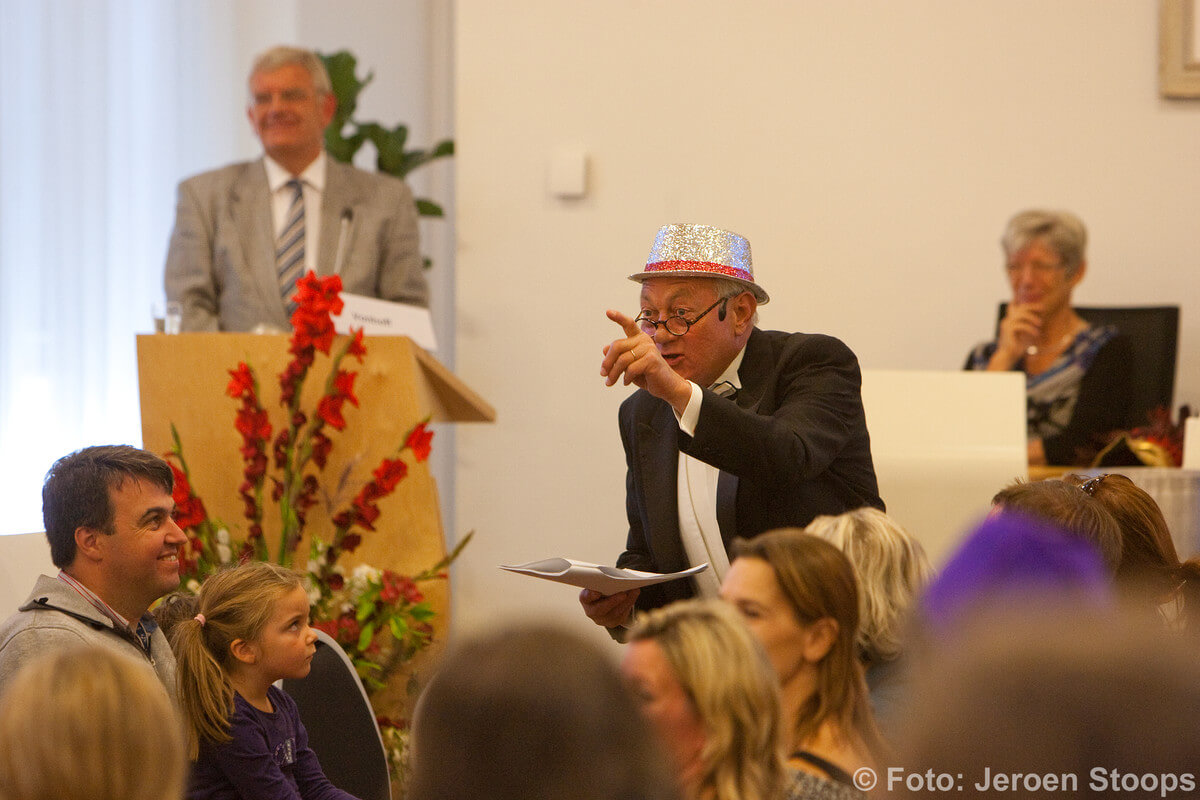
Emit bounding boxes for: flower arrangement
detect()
[164,271,467,780]
[1094,405,1192,468]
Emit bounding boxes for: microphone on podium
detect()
[332,207,354,276]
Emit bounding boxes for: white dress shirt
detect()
[674,346,746,597]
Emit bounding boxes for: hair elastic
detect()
[194,613,206,627]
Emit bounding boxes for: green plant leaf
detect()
[414,199,444,218]
[388,616,410,640]
[357,620,376,652]
[357,598,377,622]
[410,602,435,622]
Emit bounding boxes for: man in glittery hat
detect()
[581,223,884,632]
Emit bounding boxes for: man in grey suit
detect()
[164,45,428,332]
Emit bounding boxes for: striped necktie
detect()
[277,178,306,314]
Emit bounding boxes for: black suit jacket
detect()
[616,327,884,611]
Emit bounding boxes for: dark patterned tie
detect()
[711,380,738,399]
[277,178,305,314]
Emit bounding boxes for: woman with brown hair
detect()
[1064,472,1200,631]
[721,529,885,798]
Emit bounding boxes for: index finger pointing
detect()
[606,309,642,338]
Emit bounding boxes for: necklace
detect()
[1026,329,1078,357]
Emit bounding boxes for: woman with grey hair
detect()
[965,209,1132,466]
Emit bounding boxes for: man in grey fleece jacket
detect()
[0,446,186,698]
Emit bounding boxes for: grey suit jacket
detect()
[164,157,428,332]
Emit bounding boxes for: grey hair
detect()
[1000,209,1088,277]
[249,46,332,96]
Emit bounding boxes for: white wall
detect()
[453,1,1200,647]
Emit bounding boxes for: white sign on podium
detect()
[332,293,438,351]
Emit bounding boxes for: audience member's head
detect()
[1064,472,1200,631]
[898,604,1200,796]
[919,511,1111,638]
[0,644,186,800]
[624,599,785,800]
[409,624,679,800]
[804,507,933,665]
[169,561,305,758]
[992,477,1122,572]
[40,445,184,621]
[723,530,885,767]
[42,444,175,568]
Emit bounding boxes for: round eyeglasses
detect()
[634,297,728,338]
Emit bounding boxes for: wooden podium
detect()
[137,332,493,714]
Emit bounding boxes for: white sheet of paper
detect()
[332,293,438,351]
[499,558,708,596]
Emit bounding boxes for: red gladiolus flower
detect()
[174,495,208,531]
[372,458,408,493]
[333,370,358,407]
[347,329,367,361]
[326,573,345,591]
[379,573,401,603]
[340,532,362,552]
[226,363,255,399]
[406,422,434,462]
[352,499,381,531]
[311,432,333,470]
[317,394,348,430]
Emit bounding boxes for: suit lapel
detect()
[716,329,770,543]
[637,402,687,573]
[231,161,286,317]
[318,161,365,277]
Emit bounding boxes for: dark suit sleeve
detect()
[686,335,863,485]
[615,400,656,574]
[163,179,221,332]
[374,178,429,308]
[1042,334,1134,465]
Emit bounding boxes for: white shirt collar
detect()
[711,345,746,392]
[263,151,327,193]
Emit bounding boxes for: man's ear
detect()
[230,638,259,666]
[74,526,106,564]
[802,617,839,664]
[730,292,757,334]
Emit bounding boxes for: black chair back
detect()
[997,303,1179,429]
[282,629,392,800]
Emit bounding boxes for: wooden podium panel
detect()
[137,333,493,714]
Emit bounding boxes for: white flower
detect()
[186,579,201,593]
[347,564,380,601]
[216,528,230,544]
[216,543,232,564]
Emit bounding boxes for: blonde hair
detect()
[169,561,305,757]
[629,599,786,800]
[0,645,185,800]
[805,508,933,663]
[731,530,887,762]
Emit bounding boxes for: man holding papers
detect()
[164,45,428,332]
[581,224,884,631]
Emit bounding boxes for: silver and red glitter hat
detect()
[629,223,769,304]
